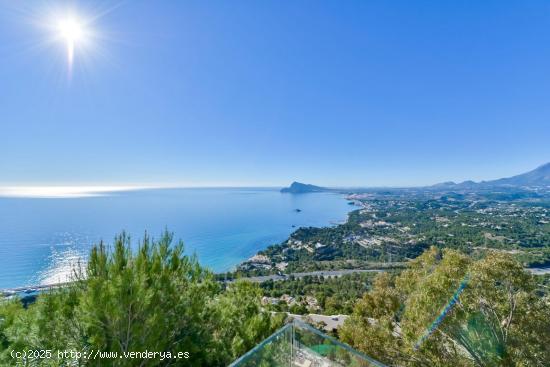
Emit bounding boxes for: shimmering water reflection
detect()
[0,188,353,289]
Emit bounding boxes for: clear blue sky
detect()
[0,0,549,187]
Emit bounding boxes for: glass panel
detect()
[293,321,384,367]
[229,323,293,367]
[229,320,386,367]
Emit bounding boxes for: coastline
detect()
[234,195,364,275]
[0,188,354,289]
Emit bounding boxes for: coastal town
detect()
[238,185,550,277]
[230,182,550,326]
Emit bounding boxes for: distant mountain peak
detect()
[431,181,457,187]
[432,162,550,189]
[281,182,326,193]
[536,162,550,170]
[489,161,550,186]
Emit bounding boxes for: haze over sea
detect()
[0,188,352,289]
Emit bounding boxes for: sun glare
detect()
[16,3,111,82]
[58,17,84,43]
[56,15,87,71]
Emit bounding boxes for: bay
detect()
[0,188,352,289]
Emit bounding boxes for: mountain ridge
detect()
[434,162,550,188]
[283,162,550,193]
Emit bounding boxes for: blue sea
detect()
[0,188,353,289]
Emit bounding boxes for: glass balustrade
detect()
[229,319,386,367]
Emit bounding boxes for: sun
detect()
[12,3,110,81]
[52,13,94,76]
[56,16,86,71]
[58,17,84,44]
